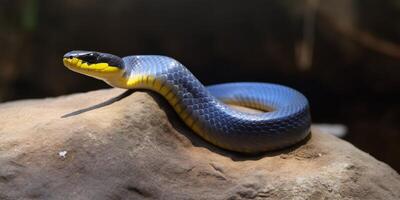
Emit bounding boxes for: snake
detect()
[63,50,311,153]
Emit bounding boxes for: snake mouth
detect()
[63,57,121,74]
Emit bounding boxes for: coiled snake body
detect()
[63,51,311,153]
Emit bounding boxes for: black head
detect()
[63,50,124,69]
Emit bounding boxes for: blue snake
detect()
[63,51,311,153]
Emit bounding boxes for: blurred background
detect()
[0,0,399,171]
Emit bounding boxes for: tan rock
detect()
[0,88,399,199]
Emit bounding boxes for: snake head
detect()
[63,50,125,82]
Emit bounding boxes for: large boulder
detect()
[0,88,399,199]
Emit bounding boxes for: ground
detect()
[0,89,399,199]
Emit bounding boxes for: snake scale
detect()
[63,50,311,153]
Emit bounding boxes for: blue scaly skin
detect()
[63,51,311,153]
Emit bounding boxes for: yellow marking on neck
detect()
[192,122,201,133]
[170,97,179,106]
[184,117,195,127]
[143,75,149,84]
[180,110,189,120]
[126,74,146,87]
[165,92,175,101]
[160,85,171,96]
[140,75,145,83]
[174,104,184,113]
[147,76,155,85]
[153,79,164,90]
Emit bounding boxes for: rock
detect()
[0,88,399,200]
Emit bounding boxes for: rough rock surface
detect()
[0,88,399,200]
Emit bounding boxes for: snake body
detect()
[63,51,311,153]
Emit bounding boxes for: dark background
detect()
[0,0,399,171]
